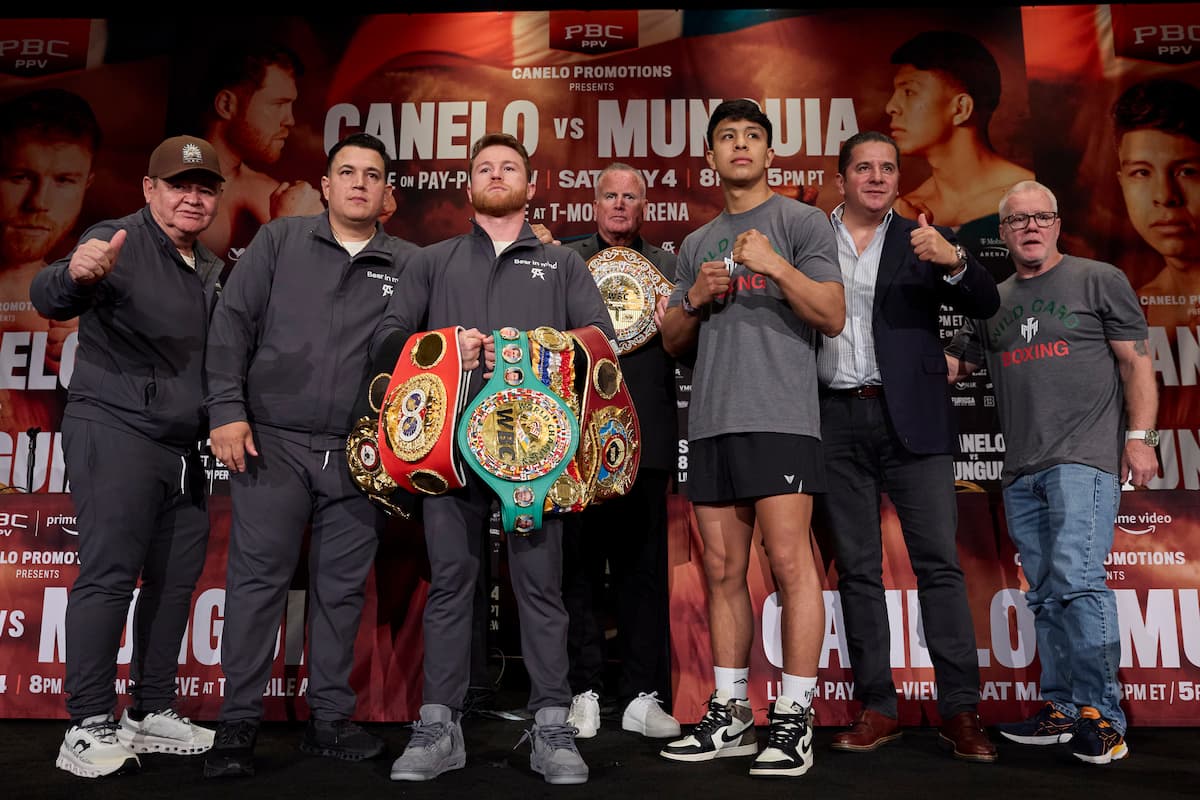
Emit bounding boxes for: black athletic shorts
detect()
[686,432,826,504]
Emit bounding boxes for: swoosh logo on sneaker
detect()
[720,726,745,744]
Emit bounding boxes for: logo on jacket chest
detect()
[367,269,398,296]
[513,257,558,281]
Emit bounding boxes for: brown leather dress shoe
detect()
[938,711,998,763]
[830,708,902,752]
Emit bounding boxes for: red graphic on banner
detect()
[1112,4,1200,64]
[548,11,638,55]
[0,19,91,76]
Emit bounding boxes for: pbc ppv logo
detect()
[0,512,29,537]
[1112,6,1200,64]
[548,11,638,55]
[0,19,92,76]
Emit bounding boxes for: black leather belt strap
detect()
[825,384,884,399]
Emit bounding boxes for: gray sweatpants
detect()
[62,417,209,721]
[217,427,383,722]
[422,474,570,713]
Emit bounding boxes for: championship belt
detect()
[568,325,641,504]
[347,416,413,518]
[586,245,673,355]
[348,326,463,520]
[374,327,473,496]
[458,327,580,535]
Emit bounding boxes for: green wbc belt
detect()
[457,327,579,534]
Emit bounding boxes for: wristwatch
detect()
[681,291,701,317]
[950,244,969,273]
[1127,429,1160,447]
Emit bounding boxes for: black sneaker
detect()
[203,720,258,778]
[749,696,814,778]
[1069,706,1129,765]
[996,702,1076,745]
[660,689,757,762]
[299,718,385,761]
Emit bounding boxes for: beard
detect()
[1,226,55,265]
[471,185,527,217]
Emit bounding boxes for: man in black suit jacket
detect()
[561,163,681,741]
[814,131,1000,762]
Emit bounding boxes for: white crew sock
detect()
[714,666,750,703]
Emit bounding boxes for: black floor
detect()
[7,692,1200,800]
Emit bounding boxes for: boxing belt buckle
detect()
[346,416,413,519]
[458,327,580,535]
[568,325,641,504]
[586,245,673,355]
[378,327,472,496]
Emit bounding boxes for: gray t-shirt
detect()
[947,254,1147,484]
[671,193,842,441]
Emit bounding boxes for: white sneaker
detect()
[117,708,214,754]
[57,714,140,778]
[622,692,681,738]
[567,690,600,738]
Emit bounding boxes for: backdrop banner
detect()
[2,6,1199,724]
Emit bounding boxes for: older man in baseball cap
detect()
[31,134,225,778]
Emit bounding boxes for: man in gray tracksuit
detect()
[201,133,415,778]
[31,135,225,778]
[382,132,612,786]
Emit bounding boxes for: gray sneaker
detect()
[523,706,589,785]
[390,704,466,781]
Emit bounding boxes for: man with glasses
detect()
[946,180,1159,765]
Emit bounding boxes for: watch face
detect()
[1146,429,1160,447]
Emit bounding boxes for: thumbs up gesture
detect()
[68,228,127,285]
[909,213,958,270]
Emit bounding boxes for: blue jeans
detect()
[1003,464,1125,734]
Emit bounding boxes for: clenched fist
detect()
[270,180,325,218]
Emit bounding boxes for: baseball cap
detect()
[147,135,224,182]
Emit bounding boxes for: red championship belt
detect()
[543,325,641,513]
[378,327,472,495]
[572,325,641,502]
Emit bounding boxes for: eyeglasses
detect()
[1000,212,1059,231]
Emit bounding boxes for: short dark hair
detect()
[838,131,900,176]
[891,31,1002,131]
[469,132,532,180]
[0,88,101,154]
[326,132,388,175]
[199,41,302,130]
[1112,78,1200,144]
[706,99,772,149]
[201,42,303,121]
